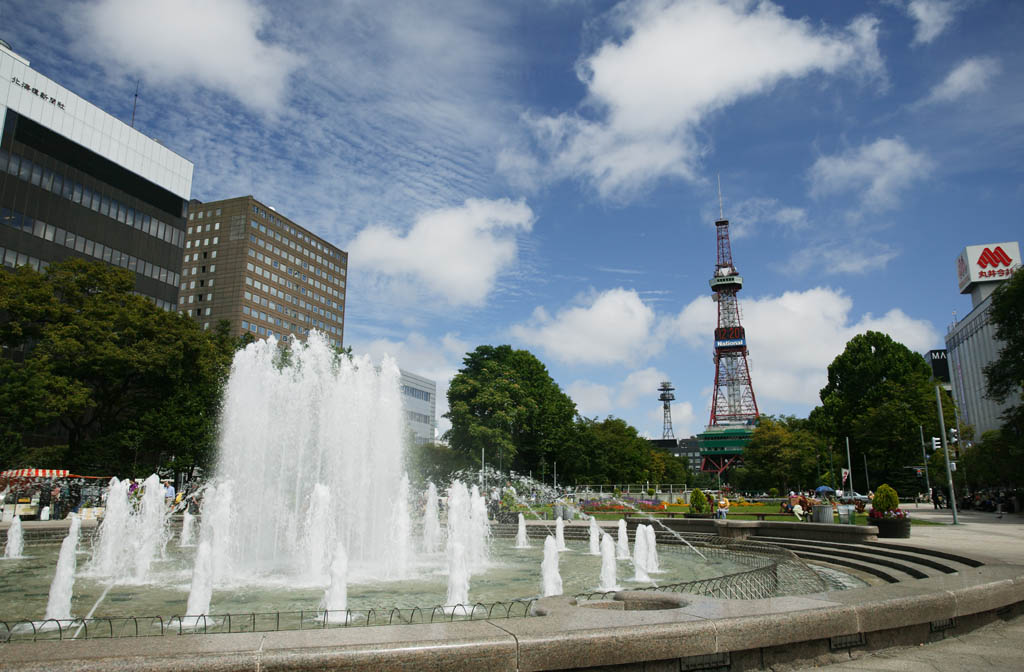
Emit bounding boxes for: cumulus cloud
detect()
[348,198,534,307]
[516,0,885,199]
[905,0,962,45]
[783,240,900,275]
[809,137,933,211]
[66,0,304,112]
[668,287,940,406]
[509,288,658,365]
[567,381,615,417]
[924,57,1002,104]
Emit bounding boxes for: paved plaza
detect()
[793,506,1024,671]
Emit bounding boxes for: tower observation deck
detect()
[699,216,760,475]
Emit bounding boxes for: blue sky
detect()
[6,0,1022,439]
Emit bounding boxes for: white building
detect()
[945,241,1021,438]
[0,40,193,310]
[400,369,437,445]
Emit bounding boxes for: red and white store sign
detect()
[957,241,1021,293]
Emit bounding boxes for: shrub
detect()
[869,483,906,519]
[689,488,710,514]
[768,487,779,498]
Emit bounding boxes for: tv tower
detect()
[700,181,760,475]
[658,381,676,440]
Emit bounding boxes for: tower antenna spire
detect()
[717,173,724,220]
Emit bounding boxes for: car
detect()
[838,491,870,503]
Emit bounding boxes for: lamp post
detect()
[935,386,959,525]
[918,425,932,499]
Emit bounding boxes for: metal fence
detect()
[0,599,536,643]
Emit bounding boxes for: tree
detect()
[983,271,1024,445]
[0,259,238,477]
[814,331,954,492]
[444,345,576,475]
[741,416,822,493]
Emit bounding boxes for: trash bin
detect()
[811,504,834,523]
[837,505,855,524]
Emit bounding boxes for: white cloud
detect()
[66,0,304,112]
[348,198,534,307]
[509,288,658,365]
[725,197,809,239]
[668,287,940,406]
[809,137,933,211]
[783,240,900,275]
[645,401,698,438]
[905,0,962,45]
[924,57,1002,104]
[517,0,885,199]
[567,381,615,417]
[618,367,669,408]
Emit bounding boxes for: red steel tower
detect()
[700,215,759,474]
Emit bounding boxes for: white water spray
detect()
[3,515,23,558]
[588,516,601,555]
[468,485,490,572]
[304,484,333,581]
[44,515,81,621]
[616,519,629,560]
[599,534,619,592]
[515,513,530,548]
[185,540,213,623]
[86,478,130,577]
[321,541,349,623]
[388,474,411,578]
[632,524,650,582]
[555,517,567,552]
[180,509,195,547]
[133,474,169,581]
[422,482,442,554]
[644,525,660,573]
[541,536,563,597]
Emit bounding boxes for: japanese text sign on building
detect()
[957,241,1020,293]
[9,76,65,110]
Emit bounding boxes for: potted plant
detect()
[868,484,910,538]
[686,488,713,518]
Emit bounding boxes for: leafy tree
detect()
[814,331,954,493]
[0,259,238,477]
[983,271,1024,449]
[740,416,822,493]
[445,345,576,475]
[405,441,475,488]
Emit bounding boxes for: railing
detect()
[0,600,536,643]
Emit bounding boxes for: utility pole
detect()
[845,436,854,494]
[828,446,836,488]
[935,386,959,524]
[919,425,932,498]
[954,405,968,492]
[862,453,870,491]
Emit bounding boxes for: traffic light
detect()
[931,437,941,452]
[949,428,958,443]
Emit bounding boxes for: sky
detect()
[5,0,1022,440]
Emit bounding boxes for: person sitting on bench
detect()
[792,503,805,521]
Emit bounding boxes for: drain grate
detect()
[830,633,865,650]
[679,652,730,671]
[930,618,956,632]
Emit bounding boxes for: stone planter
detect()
[874,517,911,538]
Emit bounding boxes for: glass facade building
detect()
[0,43,192,307]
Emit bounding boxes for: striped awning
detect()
[0,468,70,478]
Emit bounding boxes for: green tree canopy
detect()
[0,259,239,477]
[738,416,823,493]
[814,331,954,493]
[444,345,577,475]
[983,270,1024,445]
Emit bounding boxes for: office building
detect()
[400,370,438,445]
[945,241,1021,437]
[0,41,192,309]
[181,196,347,345]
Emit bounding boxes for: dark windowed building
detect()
[0,42,193,309]
[181,196,347,346]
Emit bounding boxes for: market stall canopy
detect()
[1,468,69,478]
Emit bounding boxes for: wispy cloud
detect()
[923,56,1001,104]
[809,137,933,212]
[904,0,964,45]
[508,0,886,200]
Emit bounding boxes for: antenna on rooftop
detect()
[130,80,140,128]
[717,173,724,220]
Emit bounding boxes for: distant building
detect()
[400,370,437,445]
[945,241,1021,437]
[673,436,702,474]
[0,41,193,310]
[181,196,347,346]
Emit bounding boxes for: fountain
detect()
[185,540,213,620]
[422,482,442,554]
[515,513,530,548]
[84,475,168,583]
[616,519,629,560]
[388,475,412,578]
[644,525,660,573]
[44,515,81,621]
[321,541,349,623]
[555,517,567,552]
[588,516,601,555]
[180,509,196,547]
[541,536,562,597]
[598,534,619,592]
[194,334,407,582]
[303,483,333,581]
[3,515,23,559]
[468,485,490,572]
[632,524,651,582]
